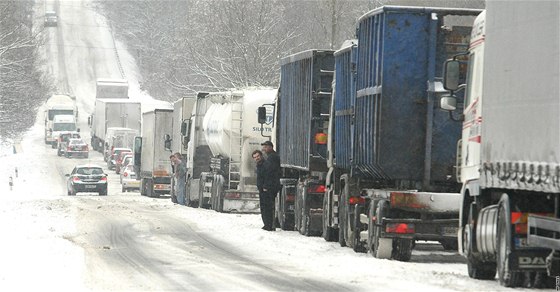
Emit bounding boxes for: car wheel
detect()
[121,185,126,193]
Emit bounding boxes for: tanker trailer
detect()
[200,88,277,213]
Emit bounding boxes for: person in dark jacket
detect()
[253,148,275,231]
[257,141,282,231]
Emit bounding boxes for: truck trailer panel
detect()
[353,6,479,184]
[480,1,560,193]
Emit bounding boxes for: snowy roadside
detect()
[0,125,86,291]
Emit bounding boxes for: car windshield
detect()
[76,167,103,175]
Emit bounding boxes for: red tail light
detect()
[511,212,553,235]
[123,172,128,177]
[286,194,296,202]
[72,177,81,182]
[348,196,365,205]
[307,185,326,193]
[386,223,415,234]
[100,177,107,182]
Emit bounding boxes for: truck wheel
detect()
[352,204,366,253]
[392,238,413,261]
[322,193,337,242]
[464,205,496,279]
[370,200,392,259]
[497,195,521,287]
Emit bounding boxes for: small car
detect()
[65,138,89,158]
[115,152,132,174]
[107,148,131,170]
[44,11,58,27]
[66,165,107,196]
[57,131,81,156]
[120,164,140,192]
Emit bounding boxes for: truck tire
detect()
[280,186,295,231]
[392,238,413,261]
[352,204,366,253]
[497,195,521,287]
[322,193,337,242]
[370,200,392,259]
[465,204,497,280]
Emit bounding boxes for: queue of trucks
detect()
[41,3,557,288]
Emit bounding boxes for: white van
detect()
[50,115,78,148]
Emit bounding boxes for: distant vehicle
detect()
[57,131,81,156]
[103,127,138,162]
[44,10,58,27]
[114,151,132,174]
[117,154,133,174]
[120,164,140,192]
[108,147,131,170]
[96,79,129,99]
[64,138,89,158]
[50,115,78,149]
[66,165,107,196]
[90,99,141,153]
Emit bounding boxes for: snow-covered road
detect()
[0,0,539,291]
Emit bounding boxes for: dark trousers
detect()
[259,189,276,229]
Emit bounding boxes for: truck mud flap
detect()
[509,249,551,271]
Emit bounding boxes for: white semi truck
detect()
[90,99,141,152]
[440,1,559,288]
[184,88,276,212]
[134,108,174,197]
[44,94,77,144]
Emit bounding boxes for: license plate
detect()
[85,185,96,189]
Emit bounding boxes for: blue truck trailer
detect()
[260,49,334,234]
[322,6,482,259]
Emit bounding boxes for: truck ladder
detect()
[228,98,243,190]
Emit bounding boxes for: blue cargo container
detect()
[278,50,334,171]
[333,41,357,171]
[349,6,478,189]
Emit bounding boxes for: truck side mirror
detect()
[258,107,267,124]
[164,134,172,151]
[440,95,457,111]
[443,60,460,91]
[181,119,191,136]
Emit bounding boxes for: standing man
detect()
[174,152,187,205]
[252,150,271,231]
[259,141,282,231]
